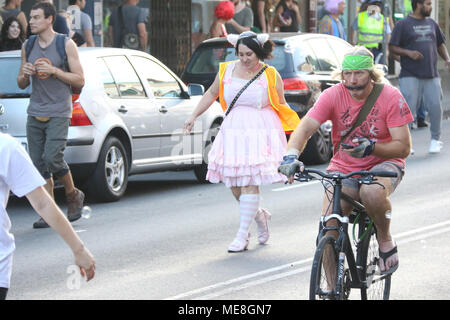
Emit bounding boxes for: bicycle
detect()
[293,168,398,300]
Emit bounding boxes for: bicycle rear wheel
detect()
[359,224,391,300]
[309,234,340,300]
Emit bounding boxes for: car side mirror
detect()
[187,83,204,96]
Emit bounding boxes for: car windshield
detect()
[0,57,31,97]
[186,43,294,74]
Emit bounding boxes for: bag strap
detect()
[55,34,69,72]
[335,83,385,153]
[25,35,37,61]
[225,65,268,116]
[25,34,69,71]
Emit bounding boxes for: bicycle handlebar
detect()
[295,168,397,181]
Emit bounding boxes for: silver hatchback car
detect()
[0,47,224,202]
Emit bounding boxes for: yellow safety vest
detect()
[218,61,300,133]
[357,11,384,48]
[404,0,412,15]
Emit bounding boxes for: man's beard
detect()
[344,78,371,91]
[421,7,431,17]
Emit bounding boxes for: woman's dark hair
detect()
[235,36,275,60]
[1,16,25,42]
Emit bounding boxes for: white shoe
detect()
[429,139,443,154]
[228,233,250,253]
[255,208,271,244]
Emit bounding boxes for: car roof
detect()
[0,46,154,59]
[199,32,350,46]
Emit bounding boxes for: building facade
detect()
[3,0,449,75]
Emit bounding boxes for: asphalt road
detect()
[5,119,450,300]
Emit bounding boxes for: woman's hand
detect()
[183,116,196,135]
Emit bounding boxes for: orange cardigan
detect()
[218,61,300,132]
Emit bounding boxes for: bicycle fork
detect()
[336,251,347,297]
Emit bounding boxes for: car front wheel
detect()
[300,129,332,165]
[194,122,221,183]
[88,136,129,202]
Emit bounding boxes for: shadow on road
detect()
[8,170,204,209]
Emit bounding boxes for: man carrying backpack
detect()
[17,1,85,229]
[108,0,147,51]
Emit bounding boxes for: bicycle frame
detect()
[318,178,373,297]
[297,168,397,300]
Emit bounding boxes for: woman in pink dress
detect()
[184,31,298,252]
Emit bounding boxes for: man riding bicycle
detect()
[278,46,413,275]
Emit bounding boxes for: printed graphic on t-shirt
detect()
[340,106,380,143]
[397,95,410,118]
[413,25,433,42]
[34,57,53,79]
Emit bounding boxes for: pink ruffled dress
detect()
[206,62,288,187]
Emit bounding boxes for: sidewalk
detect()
[388,67,450,119]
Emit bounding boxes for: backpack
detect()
[25,34,81,94]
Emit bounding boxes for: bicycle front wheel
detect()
[359,225,391,300]
[309,234,340,300]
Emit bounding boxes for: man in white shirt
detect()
[67,0,94,47]
[0,132,95,299]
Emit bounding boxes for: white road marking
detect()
[165,257,313,300]
[165,219,450,300]
[272,180,320,192]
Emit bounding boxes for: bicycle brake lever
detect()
[359,178,385,189]
[295,173,314,182]
[372,181,386,189]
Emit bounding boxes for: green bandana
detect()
[342,55,374,70]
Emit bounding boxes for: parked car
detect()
[182,33,358,164]
[0,48,224,202]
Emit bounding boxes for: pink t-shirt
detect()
[307,83,414,173]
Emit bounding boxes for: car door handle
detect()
[159,106,168,114]
[118,105,128,113]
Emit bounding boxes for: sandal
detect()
[378,245,399,275]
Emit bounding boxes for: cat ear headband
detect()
[227,32,269,48]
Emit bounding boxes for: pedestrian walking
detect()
[108,0,147,51]
[17,1,86,229]
[0,132,95,300]
[389,0,450,154]
[225,0,253,35]
[67,0,94,47]
[273,0,301,32]
[1,0,27,35]
[352,0,391,64]
[58,10,86,47]
[183,31,300,252]
[0,16,25,51]
[318,0,347,40]
[390,0,427,129]
[400,0,428,129]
